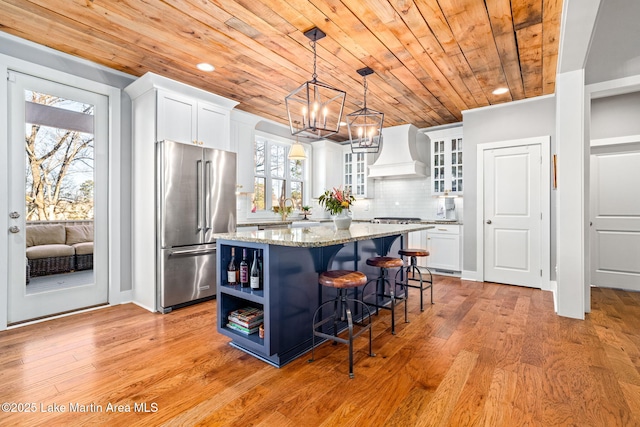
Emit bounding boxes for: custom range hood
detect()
[368,124,429,179]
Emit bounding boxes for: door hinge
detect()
[540,269,543,276]
[7,70,16,82]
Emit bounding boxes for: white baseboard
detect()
[548,280,558,312]
[133,300,156,313]
[461,270,478,281]
[113,289,133,305]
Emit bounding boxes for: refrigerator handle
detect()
[205,160,212,231]
[169,247,216,256]
[196,160,203,231]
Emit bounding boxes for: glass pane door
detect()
[7,71,108,324]
[24,90,96,292]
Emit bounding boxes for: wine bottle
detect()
[257,251,264,288]
[240,248,249,287]
[227,247,238,286]
[250,250,261,290]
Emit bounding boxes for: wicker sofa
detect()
[25,223,94,280]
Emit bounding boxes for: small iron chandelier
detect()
[285,27,346,139]
[347,67,384,154]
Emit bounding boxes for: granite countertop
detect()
[215,223,435,248]
[237,219,330,227]
[420,220,463,225]
[238,219,461,227]
[237,218,374,227]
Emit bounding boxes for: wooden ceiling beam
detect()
[272,0,442,125]
[289,0,451,124]
[0,0,563,135]
[542,0,562,95]
[437,0,510,105]
[413,0,491,108]
[517,23,544,97]
[486,0,525,101]
[342,0,463,121]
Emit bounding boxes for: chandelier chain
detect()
[310,39,318,81]
[363,75,368,109]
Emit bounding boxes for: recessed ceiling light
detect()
[197,63,215,72]
[492,87,509,95]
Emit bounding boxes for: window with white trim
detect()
[252,135,307,213]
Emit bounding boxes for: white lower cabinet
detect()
[408,230,429,268]
[426,224,461,273]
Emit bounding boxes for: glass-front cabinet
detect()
[343,147,373,198]
[428,126,463,195]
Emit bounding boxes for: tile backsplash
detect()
[371,176,437,219]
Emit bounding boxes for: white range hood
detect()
[368,124,429,179]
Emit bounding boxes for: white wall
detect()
[591,92,640,140]
[585,0,640,84]
[461,95,557,278]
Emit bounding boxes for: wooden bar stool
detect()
[309,270,375,379]
[396,248,433,311]
[361,256,407,335]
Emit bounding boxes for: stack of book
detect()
[227,307,264,335]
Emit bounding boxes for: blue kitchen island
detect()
[214,222,433,367]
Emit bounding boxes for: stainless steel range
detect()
[371,217,422,224]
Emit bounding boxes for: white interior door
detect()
[483,144,542,287]
[590,145,640,291]
[7,71,109,324]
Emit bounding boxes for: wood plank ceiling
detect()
[0,0,563,141]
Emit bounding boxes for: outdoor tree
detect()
[78,180,94,201]
[25,91,95,221]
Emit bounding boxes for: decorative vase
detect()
[333,210,352,230]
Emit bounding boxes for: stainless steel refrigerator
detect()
[156,140,236,313]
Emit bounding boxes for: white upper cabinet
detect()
[156,90,230,150]
[343,146,373,198]
[126,72,238,151]
[196,101,230,149]
[425,125,463,195]
[156,91,195,143]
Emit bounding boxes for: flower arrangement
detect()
[318,187,355,215]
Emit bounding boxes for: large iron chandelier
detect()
[285,27,346,139]
[347,67,384,154]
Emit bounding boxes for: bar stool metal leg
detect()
[309,288,375,378]
[362,261,407,335]
[396,253,433,311]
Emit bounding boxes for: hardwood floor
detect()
[1,277,639,426]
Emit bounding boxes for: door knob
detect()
[486,220,492,224]
[9,226,20,233]
[9,211,20,219]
